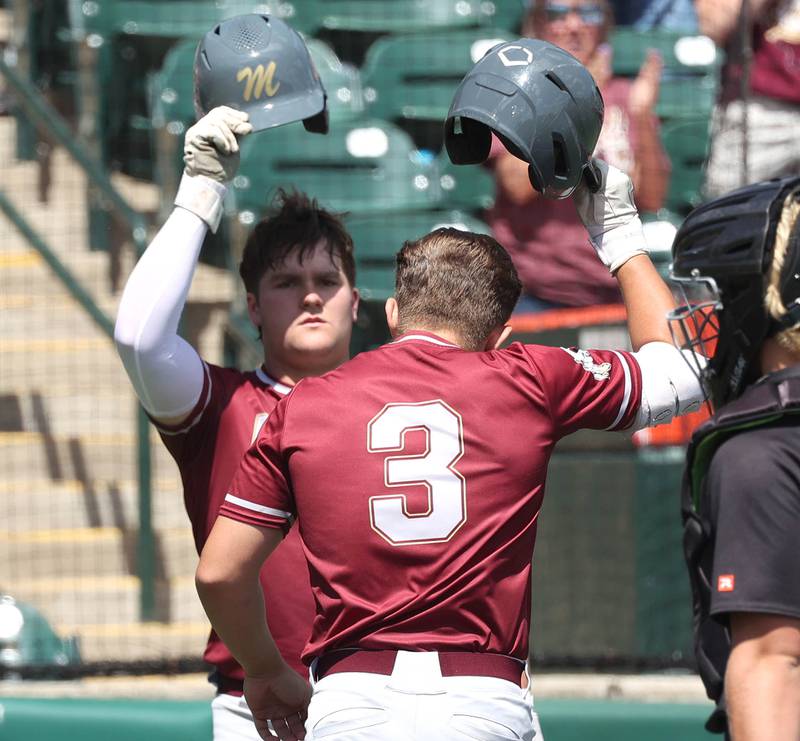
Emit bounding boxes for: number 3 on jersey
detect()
[367,400,466,546]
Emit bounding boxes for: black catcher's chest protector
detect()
[681,367,800,734]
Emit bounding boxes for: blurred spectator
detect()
[611,0,698,31]
[699,0,800,199]
[486,0,670,312]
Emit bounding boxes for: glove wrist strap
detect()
[174,172,227,233]
[588,215,647,274]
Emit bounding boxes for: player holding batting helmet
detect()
[444,37,604,198]
[194,13,328,134]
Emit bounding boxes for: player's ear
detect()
[484,324,513,351]
[351,288,360,322]
[246,292,261,329]
[385,297,400,338]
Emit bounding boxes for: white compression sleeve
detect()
[114,204,212,419]
[630,342,706,431]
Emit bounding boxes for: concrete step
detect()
[5,575,207,629]
[6,387,148,438]
[0,525,197,580]
[0,476,193,531]
[0,431,180,483]
[60,621,210,663]
[0,333,124,388]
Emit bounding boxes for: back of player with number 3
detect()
[195,160,706,741]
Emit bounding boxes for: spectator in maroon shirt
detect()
[697,0,800,198]
[486,0,671,311]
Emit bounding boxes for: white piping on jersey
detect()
[390,334,458,348]
[605,351,632,431]
[157,362,214,437]
[255,367,292,396]
[224,493,292,520]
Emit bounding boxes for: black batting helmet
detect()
[194,14,328,134]
[669,176,800,407]
[444,38,604,199]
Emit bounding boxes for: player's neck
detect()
[402,326,466,348]
[759,337,800,375]
[262,351,349,387]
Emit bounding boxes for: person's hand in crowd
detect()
[586,43,613,90]
[629,50,663,120]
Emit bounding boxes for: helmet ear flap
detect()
[444,116,492,165]
[527,162,545,193]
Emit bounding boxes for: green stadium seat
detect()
[660,117,712,213]
[0,595,81,667]
[477,0,527,32]
[656,76,718,121]
[232,118,440,218]
[299,0,485,34]
[610,28,719,128]
[346,209,492,301]
[609,28,720,78]
[72,0,313,40]
[361,30,511,124]
[435,152,495,212]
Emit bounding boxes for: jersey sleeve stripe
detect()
[224,493,292,520]
[605,351,632,431]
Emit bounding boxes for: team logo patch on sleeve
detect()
[717,574,735,592]
[562,348,612,381]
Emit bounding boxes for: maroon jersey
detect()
[221,332,642,664]
[155,362,314,679]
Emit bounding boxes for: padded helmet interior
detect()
[303,107,329,134]
[444,116,492,165]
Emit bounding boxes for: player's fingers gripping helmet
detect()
[669,176,800,408]
[194,13,328,134]
[444,38,604,199]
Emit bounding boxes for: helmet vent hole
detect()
[545,71,568,93]
[552,138,567,176]
[229,19,268,52]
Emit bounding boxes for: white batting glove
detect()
[175,107,253,233]
[573,158,648,274]
[183,106,253,183]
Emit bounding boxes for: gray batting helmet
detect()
[194,14,328,134]
[444,38,604,198]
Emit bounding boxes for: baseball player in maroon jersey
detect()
[114,106,358,739]
[195,160,706,741]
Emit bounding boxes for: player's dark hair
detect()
[394,228,521,350]
[239,188,356,295]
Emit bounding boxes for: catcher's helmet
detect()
[669,176,800,408]
[194,14,328,134]
[444,38,604,199]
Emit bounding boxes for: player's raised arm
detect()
[113,107,253,425]
[574,159,704,430]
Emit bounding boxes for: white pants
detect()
[704,95,800,200]
[212,692,261,741]
[305,651,543,741]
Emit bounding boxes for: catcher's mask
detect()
[194,13,328,134]
[668,176,800,409]
[444,37,604,199]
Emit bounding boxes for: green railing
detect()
[0,55,157,621]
